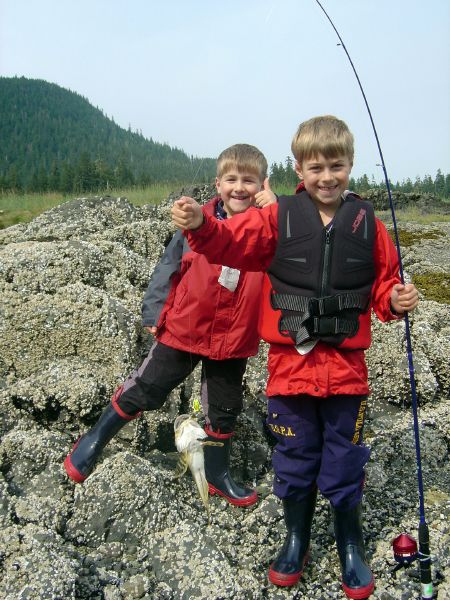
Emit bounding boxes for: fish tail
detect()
[192,467,210,515]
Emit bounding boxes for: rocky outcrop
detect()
[0,190,449,599]
[363,188,450,214]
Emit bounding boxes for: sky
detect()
[1,0,449,182]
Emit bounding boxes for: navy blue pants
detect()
[115,341,247,433]
[267,394,370,510]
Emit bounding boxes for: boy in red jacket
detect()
[171,116,419,598]
[64,143,276,507]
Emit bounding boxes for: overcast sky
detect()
[1,0,449,181]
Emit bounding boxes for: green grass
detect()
[413,272,450,304]
[0,183,185,229]
[2,186,450,230]
[387,228,445,248]
[376,207,450,225]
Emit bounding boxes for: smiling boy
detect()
[65,143,276,508]
[171,116,419,598]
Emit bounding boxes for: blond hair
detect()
[216,144,268,180]
[291,115,354,165]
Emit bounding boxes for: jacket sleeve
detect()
[371,218,402,322]
[185,204,278,272]
[142,230,186,327]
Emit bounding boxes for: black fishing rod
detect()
[313,2,432,598]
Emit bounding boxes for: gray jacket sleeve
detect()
[141,230,187,327]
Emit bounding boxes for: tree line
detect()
[2,153,449,198]
[0,153,213,194]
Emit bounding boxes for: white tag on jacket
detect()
[218,266,240,292]
[295,339,318,355]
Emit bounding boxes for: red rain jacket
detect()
[156,197,264,360]
[185,194,401,397]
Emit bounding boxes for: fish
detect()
[173,414,223,521]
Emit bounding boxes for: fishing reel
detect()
[391,533,418,574]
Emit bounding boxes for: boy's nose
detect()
[321,169,334,182]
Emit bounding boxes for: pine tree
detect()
[434,169,445,197]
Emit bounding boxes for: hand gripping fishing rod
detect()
[313,2,432,598]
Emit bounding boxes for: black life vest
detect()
[265,191,376,346]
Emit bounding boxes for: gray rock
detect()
[0,190,448,599]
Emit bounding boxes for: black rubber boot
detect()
[64,393,138,483]
[333,502,375,599]
[203,427,257,507]
[268,488,317,587]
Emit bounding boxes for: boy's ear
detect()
[294,161,303,180]
[215,177,221,193]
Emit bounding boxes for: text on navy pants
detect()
[267,394,370,510]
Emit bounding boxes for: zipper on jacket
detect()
[320,227,333,296]
[319,197,344,296]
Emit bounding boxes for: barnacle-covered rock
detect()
[0,192,448,600]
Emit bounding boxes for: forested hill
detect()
[0,76,216,191]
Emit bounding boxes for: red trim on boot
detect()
[342,577,375,599]
[111,386,141,420]
[204,426,234,439]
[64,438,87,483]
[208,483,258,506]
[268,552,309,587]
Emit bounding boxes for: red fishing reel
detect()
[392,533,418,573]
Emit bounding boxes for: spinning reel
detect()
[391,533,418,574]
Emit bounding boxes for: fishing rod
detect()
[313,2,432,599]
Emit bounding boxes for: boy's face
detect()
[296,154,352,213]
[216,169,263,217]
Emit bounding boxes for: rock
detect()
[0,189,448,599]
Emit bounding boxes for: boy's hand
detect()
[390,283,419,314]
[145,326,157,335]
[255,178,277,207]
[172,196,204,230]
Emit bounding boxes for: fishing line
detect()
[313,2,432,598]
[184,157,212,416]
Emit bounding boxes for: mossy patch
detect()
[387,228,444,247]
[424,488,449,505]
[412,272,450,305]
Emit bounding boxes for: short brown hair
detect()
[291,115,354,164]
[217,144,268,180]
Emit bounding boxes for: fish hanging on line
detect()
[173,414,223,522]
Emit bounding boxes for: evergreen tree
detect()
[115,157,135,188]
[434,169,445,197]
[74,152,95,193]
[356,174,370,192]
[60,161,75,194]
[37,167,48,191]
[445,174,450,198]
[48,162,61,191]
[423,175,434,194]
[7,166,22,191]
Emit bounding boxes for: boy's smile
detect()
[216,169,263,217]
[296,154,352,215]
